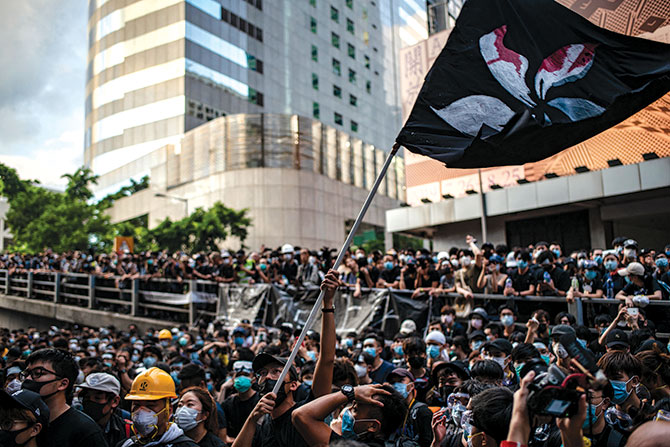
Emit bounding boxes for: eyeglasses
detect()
[19,367,58,381]
[255,367,284,380]
[0,419,24,431]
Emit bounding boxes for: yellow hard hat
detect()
[158,329,172,340]
[126,367,177,401]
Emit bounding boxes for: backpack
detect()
[385,402,428,447]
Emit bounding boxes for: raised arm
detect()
[312,269,338,398]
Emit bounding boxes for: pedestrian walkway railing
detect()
[0,270,668,334]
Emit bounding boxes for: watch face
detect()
[342,385,353,392]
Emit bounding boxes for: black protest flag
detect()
[396,0,670,168]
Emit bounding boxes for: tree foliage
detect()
[0,163,251,253]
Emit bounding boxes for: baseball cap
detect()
[605,329,630,349]
[468,308,488,320]
[551,325,576,339]
[431,361,470,383]
[252,353,298,380]
[634,339,667,355]
[618,262,645,277]
[468,330,486,341]
[623,239,638,248]
[425,331,446,345]
[78,372,121,396]
[399,319,417,335]
[482,339,513,356]
[387,368,416,383]
[0,389,50,428]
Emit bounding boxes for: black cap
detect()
[252,353,298,380]
[605,329,630,349]
[0,389,50,427]
[387,368,416,382]
[178,363,205,381]
[468,330,486,341]
[482,339,513,356]
[430,361,470,383]
[635,339,667,355]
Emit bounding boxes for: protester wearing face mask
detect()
[402,337,431,403]
[361,334,395,384]
[221,361,258,443]
[386,368,434,446]
[427,361,470,407]
[504,250,536,297]
[652,254,670,297]
[3,366,23,394]
[467,308,488,335]
[549,324,576,372]
[468,331,486,355]
[121,367,198,447]
[454,236,485,300]
[481,339,517,387]
[534,250,571,297]
[21,348,107,447]
[0,389,49,447]
[498,305,519,339]
[425,331,448,367]
[598,352,644,414]
[77,373,127,447]
[621,239,639,266]
[569,261,604,302]
[175,387,223,447]
[616,262,663,305]
[580,383,627,447]
[439,306,466,337]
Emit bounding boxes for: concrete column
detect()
[27,272,33,299]
[54,273,61,303]
[384,231,393,251]
[88,276,96,309]
[131,279,140,316]
[589,207,607,249]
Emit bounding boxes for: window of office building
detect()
[347,43,355,59]
[366,80,371,93]
[312,73,319,90]
[310,17,317,33]
[331,32,340,48]
[249,88,264,106]
[334,112,343,125]
[346,0,353,9]
[351,120,358,132]
[333,84,342,98]
[332,58,341,76]
[364,55,370,69]
[347,18,354,34]
[348,68,356,84]
[311,44,318,61]
[313,102,320,118]
[349,94,357,106]
[331,6,339,22]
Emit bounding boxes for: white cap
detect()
[425,330,446,345]
[618,262,644,277]
[399,319,417,335]
[281,244,294,254]
[437,251,449,261]
[78,373,121,396]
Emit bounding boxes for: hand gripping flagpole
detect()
[271,142,401,396]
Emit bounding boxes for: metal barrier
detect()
[1,269,668,334]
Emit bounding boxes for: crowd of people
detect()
[1,236,670,447]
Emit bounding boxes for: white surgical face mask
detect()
[354,364,368,378]
[460,256,472,267]
[441,314,453,324]
[174,406,201,431]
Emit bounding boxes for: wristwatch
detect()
[340,384,355,403]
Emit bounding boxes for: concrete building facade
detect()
[107,113,405,249]
[86,0,429,198]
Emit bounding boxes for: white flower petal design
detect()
[432,95,515,137]
[547,97,605,122]
[534,43,597,100]
[479,26,536,108]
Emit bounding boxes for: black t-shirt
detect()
[329,431,385,447]
[280,261,298,281]
[223,392,260,437]
[402,402,433,446]
[198,431,225,447]
[40,407,108,447]
[510,268,534,293]
[534,266,571,296]
[621,275,661,296]
[586,423,627,447]
[416,270,440,289]
[251,393,314,447]
[380,267,400,284]
[369,360,395,384]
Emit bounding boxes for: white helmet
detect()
[281,244,294,254]
[437,251,449,261]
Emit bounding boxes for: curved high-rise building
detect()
[85,0,429,197]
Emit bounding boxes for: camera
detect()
[527,364,585,417]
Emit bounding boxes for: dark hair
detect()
[236,348,255,362]
[484,324,501,337]
[516,250,531,262]
[300,363,315,379]
[471,387,514,442]
[451,336,470,355]
[636,348,670,389]
[630,329,654,353]
[363,333,383,348]
[402,337,426,356]
[26,348,78,397]
[575,325,593,342]
[470,360,503,382]
[454,379,492,397]
[536,250,555,265]
[511,343,540,363]
[365,385,408,439]
[594,314,613,326]
[554,312,576,326]
[333,359,358,387]
[179,386,218,433]
[597,351,643,380]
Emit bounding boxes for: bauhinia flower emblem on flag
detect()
[432,25,605,137]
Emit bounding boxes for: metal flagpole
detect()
[477,168,488,242]
[271,142,401,395]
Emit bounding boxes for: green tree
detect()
[97,176,150,210]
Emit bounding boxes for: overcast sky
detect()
[0,1,86,189]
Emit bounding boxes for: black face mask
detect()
[408,356,425,369]
[542,264,553,272]
[22,378,61,400]
[259,378,289,407]
[0,425,33,447]
[82,399,109,422]
[538,323,547,334]
[439,385,456,401]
